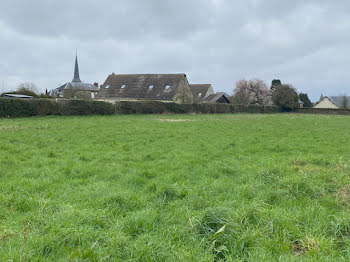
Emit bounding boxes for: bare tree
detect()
[232,79,272,105]
[340,95,349,109]
[17,82,39,94]
[0,81,6,95]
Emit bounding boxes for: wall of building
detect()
[314,98,338,109]
[205,86,215,98]
[173,77,194,103]
[63,90,95,100]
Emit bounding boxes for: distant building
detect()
[49,54,98,99]
[3,94,33,99]
[189,84,230,104]
[202,92,231,104]
[298,99,304,108]
[314,95,350,109]
[97,73,194,103]
[189,84,214,103]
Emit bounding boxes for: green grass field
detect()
[1,114,350,261]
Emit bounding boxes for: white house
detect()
[314,95,350,109]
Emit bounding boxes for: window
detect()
[121,85,126,89]
[165,85,171,90]
[105,85,110,89]
[149,85,154,89]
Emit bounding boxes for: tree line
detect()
[231,78,313,109]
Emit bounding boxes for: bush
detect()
[0,98,115,118]
[1,98,285,118]
[115,101,282,115]
[272,85,299,110]
[1,88,39,98]
[59,100,114,116]
[0,98,37,117]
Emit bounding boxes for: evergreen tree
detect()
[271,79,282,91]
[298,93,313,107]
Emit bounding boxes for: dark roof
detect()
[72,54,81,83]
[189,84,212,99]
[203,92,231,103]
[64,82,98,91]
[98,74,187,100]
[3,94,33,99]
[49,82,98,97]
[328,96,350,107]
[49,54,97,97]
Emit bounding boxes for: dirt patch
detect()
[157,119,193,122]
[293,237,320,255]
[336,185,350,206]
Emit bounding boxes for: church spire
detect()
[72,52,81,83]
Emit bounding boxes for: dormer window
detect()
[121,85,126,89]
[149,85,154,90]
[105,85,110,89]
[165,85,171,90]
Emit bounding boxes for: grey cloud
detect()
[0,0,350,101]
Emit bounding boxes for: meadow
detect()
[0,114,350,261]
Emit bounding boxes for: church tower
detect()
[72,54,81,83]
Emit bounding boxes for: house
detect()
[298,99,304,108]
[49,54,98,99]
[202,92,231,104]
[189,84,231,104]
[97,73,194,103]
[314,95,350,109]
[189,84,214,103]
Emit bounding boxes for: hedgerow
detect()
[0,98,115,118]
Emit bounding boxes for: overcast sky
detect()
[1,0,350,101]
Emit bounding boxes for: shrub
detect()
[272,84,299,110]
[1,89,39,98]
[1,98,285,118]
[0,98,115,118]
[0,98,37,117]
[115,101,282,115]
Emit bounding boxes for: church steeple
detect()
[72,53,81,83]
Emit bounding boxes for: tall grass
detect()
[0,114,350,261]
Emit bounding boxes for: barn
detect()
[97,73,194,103]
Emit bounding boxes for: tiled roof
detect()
[203,92,230,103]
[97,74,187,100]
[189,84,212,99]
[329,96,350,107]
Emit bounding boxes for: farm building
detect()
[49,54,98,99]
[97,73,194,103]
[189,84,230,104]
[202,92,231,104]
[298,99,304,108]
[189,84,214,103]
[314,95,350,109]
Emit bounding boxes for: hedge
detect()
[115,101,283,114]
[0,98,115,118]
[11,98,349,119]
[295,108,350,115]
